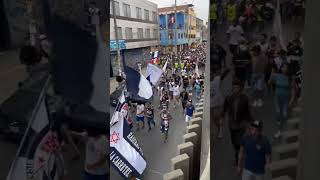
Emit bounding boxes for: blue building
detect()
[158,4,198,54]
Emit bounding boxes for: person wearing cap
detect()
[222,79,253,165]
[237,120,271,180]
[184,99,195,125]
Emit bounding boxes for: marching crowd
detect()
[125,44,207,143]
[210,0,304,179]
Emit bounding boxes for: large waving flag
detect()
[110,94,147,179]
[147,63,163,86]
[7,77,64,180]
[125,67,153,99]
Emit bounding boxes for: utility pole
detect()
[111,0,122,76]
[174,0,178,55]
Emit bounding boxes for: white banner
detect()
[147,63,163,86]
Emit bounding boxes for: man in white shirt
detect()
[173,84,180,108]
[227,21,244,56]
[181,68,187,77]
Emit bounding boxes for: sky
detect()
[148,0,209,23]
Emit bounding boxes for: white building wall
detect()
[110,0,159,49]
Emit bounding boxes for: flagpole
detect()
[111,0,122,76]
[174,0,178,55]
[6,76,52,180]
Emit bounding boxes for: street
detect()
[110,66,206,180]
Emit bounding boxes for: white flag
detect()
[147,63,163,86]
[162,60,168,72]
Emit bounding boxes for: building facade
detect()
[110,0,159,75]
[158,4,198,54]
[196,17,204,43]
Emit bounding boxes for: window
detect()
[110,1,113,14]
[144,9,149,21]
[136,7,142,19]
[112,1,120,16]
[153,29,158,38]
[145,29,150,39]
[117,27,122,39]
[152,11,157,22]
[160,33,161,40]
[178,33,180,39]
[125,27,133,39]
[123,3,131,17]
[137,28,143,39]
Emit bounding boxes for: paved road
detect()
[211,19,304,180]
[110,68,206,180]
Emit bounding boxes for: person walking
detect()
[251,45,268,107]
[269,63,293,138]
[135,102,145,131]
[184,99,195,125]
[173,83,181,108]
[146,102,155,132]
[222,79,253,165]
[180,88,189,113]
[195,78,202,100]
[211,68,227,138]
[227,21,245,57]
[237,120,272,180]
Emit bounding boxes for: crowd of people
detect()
[125,44,207,143]
[210,0,304,179]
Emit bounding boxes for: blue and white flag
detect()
[125,67,153,99]
[110,98,147,179]
[147,63,163,86]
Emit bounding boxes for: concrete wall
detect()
[163,96,208,180]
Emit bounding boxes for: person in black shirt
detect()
[287,39,303,75]
[180,88,189,112]
[233,39,251,86]
[222,79,253,165]
[146,102,155,132]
